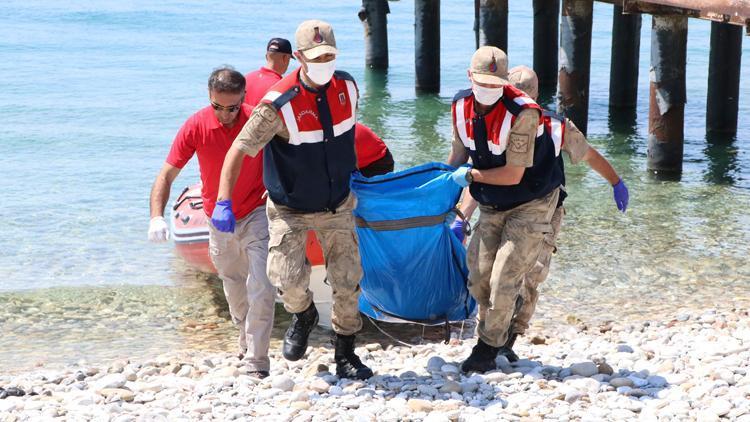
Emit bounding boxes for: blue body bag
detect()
[351,162,477,324]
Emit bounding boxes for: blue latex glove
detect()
[211,199,236,233]
[450,219,465,242]
[451,166,472,188]
[613,179,629,213]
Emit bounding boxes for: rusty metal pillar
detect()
[478,0,508,52]
[558,0,593,135]
[707,21,743,135]
[415,0,440,93]
[609,5,641,109]
[647,15,687,175]
[359,0,390,70]
[533,0,560,97]
[474,0,480,49]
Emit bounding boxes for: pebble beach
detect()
[2,304,749,421]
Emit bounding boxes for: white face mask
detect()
[472,83,503,106]
[305,59,336,85]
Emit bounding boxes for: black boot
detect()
[461,338,501,374]
[498,333,519,362]
[334,334,373,380]
[282,303,319,361]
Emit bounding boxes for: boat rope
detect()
[366,316,419,348]
[367,316,473,348]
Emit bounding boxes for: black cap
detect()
[266,38,293,55]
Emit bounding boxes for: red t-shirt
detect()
[244,67,283,107]
[355,123,388,169]
[166,104,265,220]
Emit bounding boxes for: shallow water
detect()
[1,1,749,372]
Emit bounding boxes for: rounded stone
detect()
[427,357,446,371]
[408,398,434,413]
[597,362,614,375]
[271,375,295,392]
[309,378,330,393]
[646,375,667,388]
[709,399,732,416]
[616,345,634,353]
[570,362,598,377]
[609,377,635,388]
[439,381,462,394]
[441,364,459,374]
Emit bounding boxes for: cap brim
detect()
[472,73,508,86]
[269,49,295,59]
[301,45,338,60]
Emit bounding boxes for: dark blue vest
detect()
[263,71,357,213]
[456,91,564,211]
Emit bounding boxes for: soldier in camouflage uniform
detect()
[215,20,372,380]
[450,65,629,366]
[447,46,560,373]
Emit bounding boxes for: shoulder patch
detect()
[333,70,354,81]
[509,133,530,154]
[452,88,473,103]
[270,86,299,110]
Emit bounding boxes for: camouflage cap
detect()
[295,20,338,59]
[508,65,539,100]
[470,46,509,85]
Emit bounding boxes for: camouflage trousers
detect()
[467,188,560,348]
[510,205,565,335]
[266,194,363,335]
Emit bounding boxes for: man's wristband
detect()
[465,169,474,185]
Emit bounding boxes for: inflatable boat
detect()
[170,183,334,328]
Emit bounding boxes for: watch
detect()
[465,169,474,184]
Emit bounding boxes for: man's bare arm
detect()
[149,163,181,218]
[447,125,469,168]
[583,147,620,185]
[563,119,620,185]
[470,164,525,186]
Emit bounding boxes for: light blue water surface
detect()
[1,1,749,369]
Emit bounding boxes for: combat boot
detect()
[497,333,519,362]
[334,334,374,380]
[460,338,500,373]
[282,303,319,361]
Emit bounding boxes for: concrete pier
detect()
[415,0,440,93]
[647,15,688,175]
[359,0,390,70]
[706,21,743,135]
[609,5,642,109]
[477,0,508,52]
[558,0,593,135]
[533,0,560,97]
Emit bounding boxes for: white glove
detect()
[148,216,170,242]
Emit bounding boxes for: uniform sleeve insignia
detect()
[509,133,529,153]
[339,92,346,105]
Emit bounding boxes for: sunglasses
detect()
[211,100,242,113]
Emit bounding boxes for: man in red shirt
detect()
[148,67,275,379]
[355,122,394,177]
[244,38,294,107]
